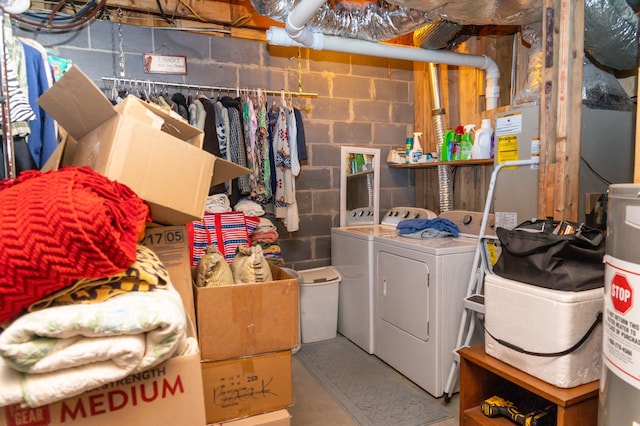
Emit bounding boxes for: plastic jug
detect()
[471,118,493,159]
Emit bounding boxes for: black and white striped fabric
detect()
[2,47,35,124]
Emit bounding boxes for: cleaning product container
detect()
[298,266,341,343]
[599,184,640,425]
[471,118,493,159]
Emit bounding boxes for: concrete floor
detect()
[288,350,460,426]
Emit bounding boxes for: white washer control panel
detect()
[380,207,437,226]
[346,207,376,226]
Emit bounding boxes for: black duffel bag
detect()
[492,218,605,291]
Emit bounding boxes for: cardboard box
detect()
[38,65,249,226]
[194,264,299,362]
[213,409,290,425]
[142,224,196,321]
[0,329,206,426]
[201,351,292,424]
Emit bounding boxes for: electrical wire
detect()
[155,0,173,25]
[581,156,612,186]
[177,0,207,22]
[11,0,107,30]
[23,0,97,21]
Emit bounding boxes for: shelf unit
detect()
[459,345,599,426]
[389,159,494,169]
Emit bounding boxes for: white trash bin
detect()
[298,266,341,343]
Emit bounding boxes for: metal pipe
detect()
[427,62,453,213]
[0,11,14,179]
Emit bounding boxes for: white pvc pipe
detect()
[266,26,501,110]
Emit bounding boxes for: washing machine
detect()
[372,210,492,397]
[331,207,436,354]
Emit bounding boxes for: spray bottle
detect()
[404,137,413,164]
[471,118,493,159]
[440,129,454,162]
[409,132,423,163]
[460,124,475,160]
[452,125,464,161]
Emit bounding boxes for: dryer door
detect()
[377,251,430,341]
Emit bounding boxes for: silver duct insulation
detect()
[513,20,635,109]
[512,21,542,107]
[306,3,435,41]
[249,0,436,41]
[383,0,542,25]
[585,0,638,71]
[413,19,478,50]
[253,0,638,71]
[428,62,453,213]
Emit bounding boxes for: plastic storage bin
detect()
[298,266,341,343]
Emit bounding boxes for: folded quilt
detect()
[0,166,150,324]
[0,284,186,408]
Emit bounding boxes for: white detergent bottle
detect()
[409,131,423,163]
[471,118,493,159]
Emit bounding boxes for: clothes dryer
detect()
[372,211,492,397]
[331,207,436,354]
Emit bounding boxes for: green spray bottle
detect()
[440,129,455,162]
[460,124,475,160]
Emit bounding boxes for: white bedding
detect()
[0,284,187,408]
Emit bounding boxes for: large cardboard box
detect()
[38,65,249,225]
[142,224,196,321]
[194,264,299,362]
[213,409,290,425]
[201,351,292,424]
[0,330,206,426]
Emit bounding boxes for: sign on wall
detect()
[143,53,188,75]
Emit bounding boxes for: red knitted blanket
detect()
[0,166,150,324]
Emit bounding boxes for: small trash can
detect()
[298,266,341,343]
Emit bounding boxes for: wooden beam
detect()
[540,0,583,221]
[540,0,558,219]
[636,66,640,183]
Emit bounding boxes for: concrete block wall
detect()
[15,19,415,270]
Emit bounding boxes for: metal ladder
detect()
[443,158,540,403]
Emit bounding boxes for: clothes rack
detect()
[100,76,318,99]
[0,10,15,179]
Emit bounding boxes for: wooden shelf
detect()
[463,406,517,426]
[459,345,599,426]
[347,168,374,178]
[389,159,494,169]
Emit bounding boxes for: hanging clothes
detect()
[294,107,308,162]
[220,96,251,195]
[20,41,56,168]
[189,97,206,131]
[273,105,299,232]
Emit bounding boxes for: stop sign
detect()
[611,273,633,314]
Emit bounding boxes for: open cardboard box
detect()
[0,323,205,426]
[142,224,197,322]
[39,65,249,225]
[194,264,299,362]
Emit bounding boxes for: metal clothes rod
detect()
[101,76,318,98]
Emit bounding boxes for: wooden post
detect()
[540,0,583,220]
